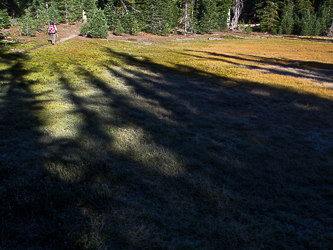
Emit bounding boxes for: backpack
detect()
[49,25,56,34]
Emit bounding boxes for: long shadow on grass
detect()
[181,50,333,83]
[0,52,78,248]
[45,46,332,249]
[203,51,333,70]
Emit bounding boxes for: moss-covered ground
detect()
[1,35,333,249]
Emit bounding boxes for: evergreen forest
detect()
[1,0,333,38]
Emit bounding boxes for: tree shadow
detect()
[180,50,333,83]
[204,50,333,70]
[1,43,333,249]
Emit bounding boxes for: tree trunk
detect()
[184,0,188,33]
[65,2,68,24]
[328,20,333,37]
[230,0,243,30]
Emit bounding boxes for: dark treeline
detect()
[1,0,333,37]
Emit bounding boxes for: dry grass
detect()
[1,35,333,249]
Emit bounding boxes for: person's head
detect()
[50,21,54,26]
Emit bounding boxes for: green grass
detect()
[1,37,333,249]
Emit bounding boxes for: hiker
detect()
[48,21,58,45]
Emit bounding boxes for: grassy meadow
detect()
[1,35,333,249]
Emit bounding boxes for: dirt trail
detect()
[58,34,78,43]
[26,33,79,52]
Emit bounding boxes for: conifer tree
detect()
[21,9,37,36]
[216,0,232,31]
[69,0,83,22]
[35,2,49,30]
[104,1,118,30]
[31,0,41,19]
[0,9,11,29]
[326,0,333,21]
[317,1,333,35]
[256,0,280,34]
[48,1,61,23]
[79,21,89,35]
[130,18,139,35]
[294,0,312,17]
[83,0,97,18]
[161,0,178,29]
[318,4,330,35]
[120,9,133,33]
[87,8,109,37]
[53,0,72,23]
[146,0,163,35]
[279,0,294,34]
[300,9,320,36]
[114,18,124,35]
[197,0,219,34]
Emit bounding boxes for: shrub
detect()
[79,22,90,36]
[114,19,124,36]
[130,19,139,35]
[161,22,171,36]
[48,3,60,24]
[87,8,109,38]
[279,2,294,35]
[245,21,252,34]
[0,9,11,29]
[20,10,37,36]
[300,9,319,36]
[256,0,280,34]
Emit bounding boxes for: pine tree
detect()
[87,8,109,37]
[318,4,329,35]
[104,1,117,30]
[71,0,83,22]
[114,18,124,35]
[294,0,313,17]
[161,22,171,36]
[21,9,37,36]
[0,9,11,29]
[146,0,163,35]
[245,20,252,33]
[216,0,232,31]
[136,0,151,31]
[300,9,318,35]
[121,10,133,33]
[35,2,49,30]
[197,0,219,34]
[279,0,294,34]
[53,0,72,23]
[161,0,178,29]
[79,21,90,35]
[83,0,97,18]
[130,18,139,35]
[326,0,333,21]
[48,1,61,23]
[256,0,280,34]
[317,1,333,35]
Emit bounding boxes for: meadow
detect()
[1,33,333,249]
